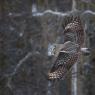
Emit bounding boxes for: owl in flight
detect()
[48,16,85,80]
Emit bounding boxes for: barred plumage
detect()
[48,52,80,79]
[48,16,85,80]
[48,41,80,79]
[64,16,84,48]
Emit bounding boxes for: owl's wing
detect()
[64,18,85,48]
[48,51,69,79]
[48,51,79,79]
[50,51,69,72]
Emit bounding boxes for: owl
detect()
[48,16,85,80]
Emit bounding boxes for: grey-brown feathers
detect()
[48,16,85,80]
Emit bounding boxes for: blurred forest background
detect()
[0,0,95,95]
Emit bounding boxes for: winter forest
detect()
[0,0,95,95]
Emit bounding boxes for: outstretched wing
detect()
[48,51,79,79]
[50,52,70,72]
[64,16,85,48]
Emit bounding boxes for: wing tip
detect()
[48,72,58,79]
